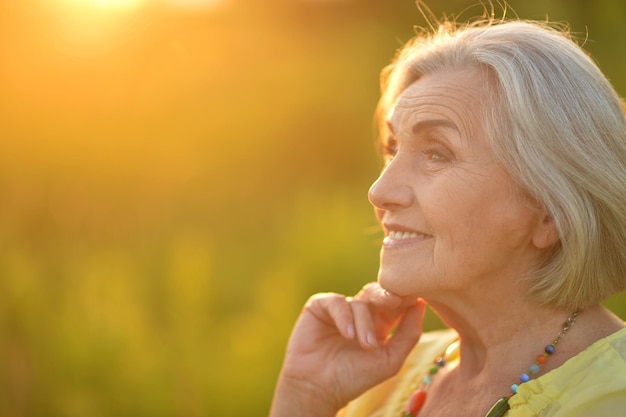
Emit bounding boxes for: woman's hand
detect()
[270,282,426,417]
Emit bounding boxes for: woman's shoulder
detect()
[509,326,626,417]
[549,325,626,379]
[603,324,626,355]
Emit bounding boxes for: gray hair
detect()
[377,19,626,310]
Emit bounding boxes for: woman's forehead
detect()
[387,70,488,136]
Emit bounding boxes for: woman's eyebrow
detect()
[412,119,459,134]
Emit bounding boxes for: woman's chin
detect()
[377,274,418,298]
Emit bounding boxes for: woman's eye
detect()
[423,148,447,161]
[383,139,398,160]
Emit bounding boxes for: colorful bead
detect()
[529,364,540,374]
[429,366,439,375]
[536,354,547,364]
[405,389,427,417]
[422,375,432,385]
[545,344,555,355]
[511,384,518,394]
[520,373,530,383]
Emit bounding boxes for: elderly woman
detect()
[270,15,626,417]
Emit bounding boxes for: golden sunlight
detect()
[93,0,143,9]
[54,0,145,12]
[50,0,225,12]
[165,0,223,11]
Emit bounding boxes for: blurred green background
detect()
[1,0,625,416]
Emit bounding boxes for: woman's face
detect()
[369,69,546,299]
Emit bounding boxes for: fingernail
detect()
[366,332,378,347]
[346,324,355,339]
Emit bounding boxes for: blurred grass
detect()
[0,0,625,416]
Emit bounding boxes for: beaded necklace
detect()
[404,311,579,417]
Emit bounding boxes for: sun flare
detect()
[93,0,143,9]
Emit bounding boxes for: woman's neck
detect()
[427,297,623,382]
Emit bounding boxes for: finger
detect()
[306,293,356,340]
[356,282,403,310]
[385,299,427,370]
[396,294,423,309]
[348,298,379,349]
[357,284,420,338]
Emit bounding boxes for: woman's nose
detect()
[368,160,414,211]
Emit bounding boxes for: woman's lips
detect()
[383,228,432,247]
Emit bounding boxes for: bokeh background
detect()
[1,0,625,416]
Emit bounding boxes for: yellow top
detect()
[338,327,626,417]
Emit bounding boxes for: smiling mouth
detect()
[384,230,430,244]
[387,230,429,240]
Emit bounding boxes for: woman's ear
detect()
[532,210,559,249]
